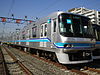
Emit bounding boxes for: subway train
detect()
[5,11,96,64]
[92,24,100,60]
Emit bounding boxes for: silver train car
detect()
[7,11,95,64]
[92,24,100,59]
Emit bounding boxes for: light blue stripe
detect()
[7,38,50,42]
[54,43,92,47]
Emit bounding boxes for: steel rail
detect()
[2,46,33,75]
[0,46,9,75]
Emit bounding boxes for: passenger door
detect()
[40,23,47,47]
[51,19,57,47]
[26,29,30,45]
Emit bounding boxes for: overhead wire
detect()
[8,0,15,17]
[36,0,64,17]
[5,0,15,38]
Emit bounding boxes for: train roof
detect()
[35,11,90,24]
[66,12,90,19]
[46,11,89,18]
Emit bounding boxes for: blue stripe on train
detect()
[6,38,93,49]
[8,38,51,42]
[96,41,100,44]
[54,42,93,48]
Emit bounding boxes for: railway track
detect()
[2,45,100,75]
[81,62,100,75]
[0,46,8,75]
[1,46,32,75]
[80,67,100,75]
[2,45,77,75]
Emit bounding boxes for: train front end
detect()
[55,13,95,64]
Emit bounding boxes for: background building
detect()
[68,7,100,25]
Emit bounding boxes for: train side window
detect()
[41,25,43,37]
[44,24,47,36]
[22,31,25,39]
[40,23,47,37]
[27,29,29,38]
[32,26,37,37]
[53,19,56,32]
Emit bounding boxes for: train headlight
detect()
[85,53,90,56]
[83,52,91,57]
[64,44,73,48]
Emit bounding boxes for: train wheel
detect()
[36,50,39,56]
[52,53,58,62]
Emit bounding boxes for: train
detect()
[92,24,100,60]
[3,11,96,64]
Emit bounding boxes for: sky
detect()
[0,0,100,38]
[0,0,100,18]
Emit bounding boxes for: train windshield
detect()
[58,13,94,38]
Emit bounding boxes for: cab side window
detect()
[53,19,56,32]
